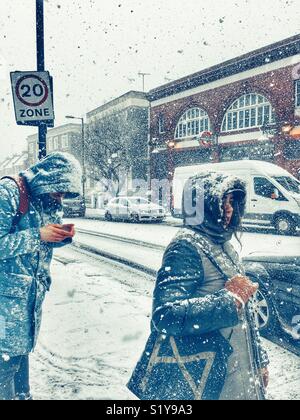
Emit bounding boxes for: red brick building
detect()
[148,34,300,182]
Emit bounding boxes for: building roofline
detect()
[148,34,300,101]
[86,90,148,118]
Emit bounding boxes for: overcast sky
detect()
[0,0,299,160]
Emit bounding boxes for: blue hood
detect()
[21,152,82,198]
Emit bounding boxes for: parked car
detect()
[105,196,166,222]
[243,252,300,339]
[63,195,86,218]
[172,160,300,235]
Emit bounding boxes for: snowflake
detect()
[1,354,10,362]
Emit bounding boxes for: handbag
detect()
[127,328,233,400]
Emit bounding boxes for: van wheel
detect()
[105,211,113,221]
[274,215,296,235]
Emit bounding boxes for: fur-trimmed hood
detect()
[21,152,82,198]
[183,172,246,244]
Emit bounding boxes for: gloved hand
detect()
[225,275,259,308]
[260,367,269,388]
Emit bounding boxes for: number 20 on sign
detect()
[10,71,54,126]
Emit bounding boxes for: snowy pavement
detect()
[31,247,151,400]
[30,246,300,400]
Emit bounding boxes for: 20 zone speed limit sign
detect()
[11,71,54,126]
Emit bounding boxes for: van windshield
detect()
[274,176,300,194]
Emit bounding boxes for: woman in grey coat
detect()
[128,172,269,400]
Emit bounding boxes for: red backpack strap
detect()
[15,176,30,215]
[0,176,30,229]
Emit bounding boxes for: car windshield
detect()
[129,198,149,205]
[274,176,300,194]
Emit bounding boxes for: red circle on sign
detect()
[16,75,49,107]
[199,131,213,139]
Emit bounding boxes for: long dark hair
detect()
[227,192,245,249]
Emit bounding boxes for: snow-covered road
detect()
[69,217,300,254]
[30,246,300,400]
[68,217,300,274]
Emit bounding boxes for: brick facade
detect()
[148,35,300,180]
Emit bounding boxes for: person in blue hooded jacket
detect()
[0,152,82,400]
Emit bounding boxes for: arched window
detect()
[221,94,276,132]
[175,107,210,139]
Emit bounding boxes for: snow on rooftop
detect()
[174,160,295,177]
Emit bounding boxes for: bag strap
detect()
[176,228,245,280]
[0,176,30,229]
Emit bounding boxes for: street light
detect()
[65,115,86,201]
[138,72,151,92]
[167,140,176,149]
[281,122,293,135]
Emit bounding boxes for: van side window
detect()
[119,198,128,206]
[254,177,286,201]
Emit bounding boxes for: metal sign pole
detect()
[81,118,86,201]
[36,0,47,159]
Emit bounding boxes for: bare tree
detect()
[85,115,132,196]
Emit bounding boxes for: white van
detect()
[172,160,300,234]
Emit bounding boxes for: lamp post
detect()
[138,72,150,92]
[166,140,175,212]
[65,115,86,201]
